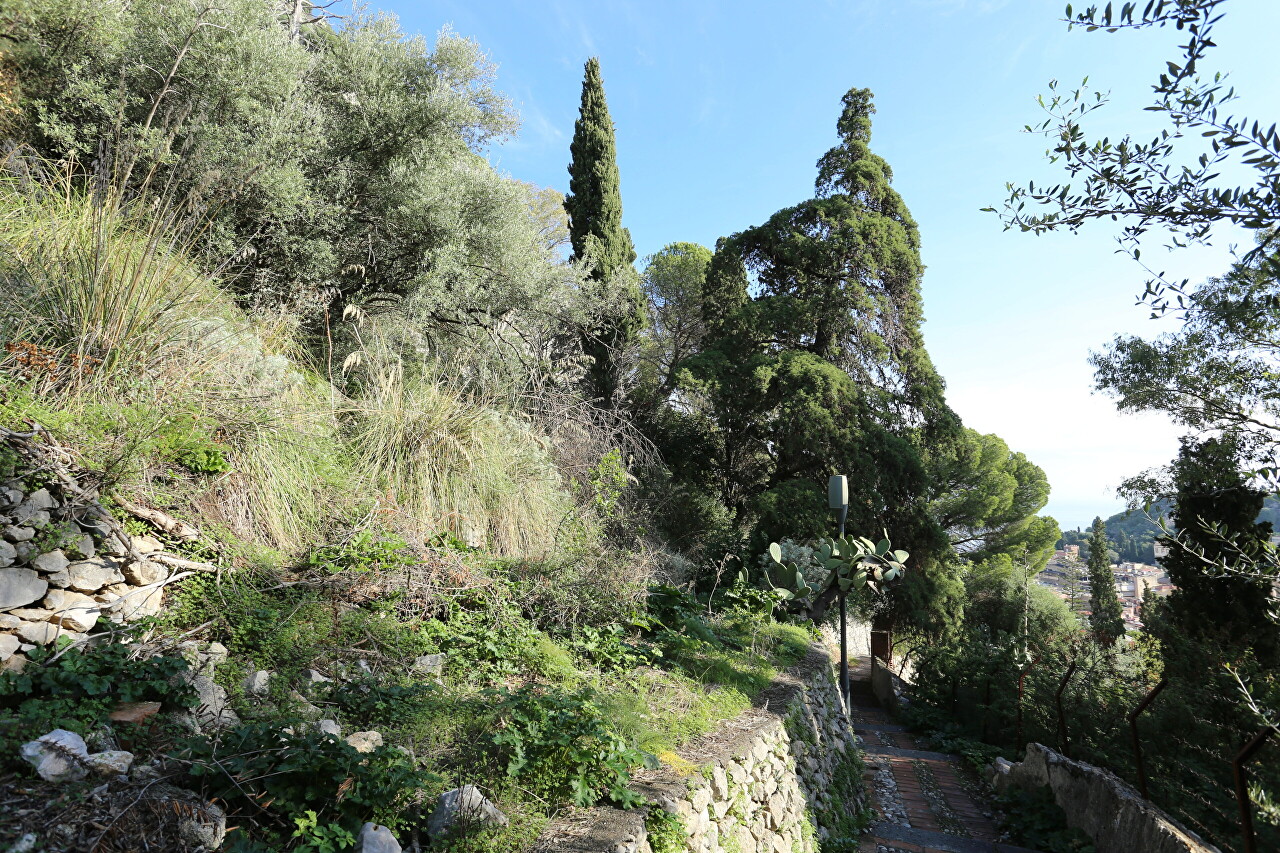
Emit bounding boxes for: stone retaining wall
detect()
[533,644,867,853]
[989,743,1222,853]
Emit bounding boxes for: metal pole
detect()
[1234,726,1274,853]
[837,503,849,711]
[1055,661,1077,758]
[1127,680,1166,800]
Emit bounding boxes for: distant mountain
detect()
[1057,496,1279,564]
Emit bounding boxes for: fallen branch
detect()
[151,553,218,573]
[113,496,201,541]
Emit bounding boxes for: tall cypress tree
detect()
[1087,516,1125,645]
[565,57,641,404]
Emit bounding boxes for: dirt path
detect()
[848,660,1041,853]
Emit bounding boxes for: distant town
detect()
[1037,542,1175,632]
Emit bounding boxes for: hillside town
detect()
[1037,542,1175,632]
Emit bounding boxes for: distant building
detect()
[1064,544,1080,558]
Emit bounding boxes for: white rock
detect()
[316,719,342,737]
[87,749,134,775]
[0,613,19,629]
[21,489,56,512]
[122,558,165,586]
[7,832,37,853]
[16,620,61,645]
[427,785,508,837]
[0,633,20,660]
[29,550,70,575]
[0,540,15,567]
[0,652,27,672]
[44,589,100,632]
[355,822,402,853]
[131,535,164,554]
[109,585,164,621]
[3,525,35,542]
[6,607,50,621]
[243,670,272,697]
[188,675,240,730]
[20,729,90,782]
[0,567,48,611]
[346,730,383,753]
[66,558,125,593]
[307,668,333,684]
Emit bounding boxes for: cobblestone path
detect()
[848,660,1042,853]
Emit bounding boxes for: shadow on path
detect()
[848,660,1043,853]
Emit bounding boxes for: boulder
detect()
[243,670,272,697]
[131,535,164,554]
[355,823,402,853]
[7,833,36,853]
[3,525,34,542]
[122,558,165,586]
[16,620,61,645]
[346,730,383,753]
[20,729,90,782]
[316,719,342,738]
[0,540,15,567]
[306,668,334,684]
[30,550,70,575]
[427,785,509,838]
[87,750,134,775]
[412,652,446,675]
[44,588,100,632]
[6,607,50,621]
[0,652,26,673]
[0,567,47,611]
[65,557,125,593]
[109,585,164,622]
[0,613,19,629]
[187,675,240,730]
[0,633,19,660]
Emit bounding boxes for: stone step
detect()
[867,822,1044,853]
[853,721,909,733]
[861,744,958,762]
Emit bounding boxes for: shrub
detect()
[0,638,195,767]
[485,686,655,807]
[182,720,435,844]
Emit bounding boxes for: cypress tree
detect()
[1087,516,1125,645]
[565,57,641,404]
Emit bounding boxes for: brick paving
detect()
[848,661,1041,853]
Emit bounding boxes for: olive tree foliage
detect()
[2,0,594,395]
[997,1,1278,281]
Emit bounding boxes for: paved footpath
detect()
[847,660,1042,853]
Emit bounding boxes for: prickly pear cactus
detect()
[766,534,906,603]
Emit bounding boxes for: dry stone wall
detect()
[0,435,192,672]
[535,644,868,853]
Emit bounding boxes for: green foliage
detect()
[995,786,1095,853]
[0,638,195,767]
[301,529,416,575]
[566,56,642,404]
[766,534,905,607]
[485,686,655,807]
[182,720,435,843]
[1085,517,1125,646]
[644,808,687,853]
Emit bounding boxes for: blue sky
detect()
[383,0,1279,530]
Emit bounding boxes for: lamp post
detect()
[829,475,850,711]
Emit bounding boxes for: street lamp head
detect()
[828,475,848,510]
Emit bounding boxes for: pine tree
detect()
[565,57,641,404]
[1087,516,1125,645]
